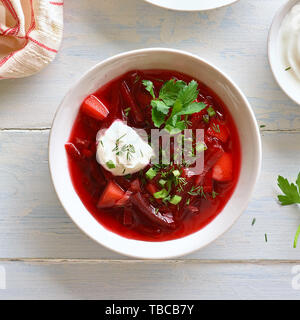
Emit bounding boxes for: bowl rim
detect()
[144,0,240,12]
[268,0,300,105]
[49,48,262,259]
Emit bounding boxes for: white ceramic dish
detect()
[144,0,239,11]
[268,0,300,105]
[49,48,261,259]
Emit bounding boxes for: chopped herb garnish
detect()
[146,168,157,180]
[212,191,218,199]
[260,125,266,128]
[124,107,131,117]
[176,177,188,192]
[172,169,181,177]
[117,133,126,142]
[154,189,169,199]
[159,179,167,187]
[203,114,209,123]
[106,160,116,169]
[265,233,268,243]
[134,75,140,83]
[169,195,182,205]
[196,142,207,153]
[188,185,206,198]
[212,123,220,133]
[207,106,216,117]
[186,198,191,205]
[251,218,256,226]
[285,66,292,71]
[113,140,135,161]
[294,225,300,248]
[142,79,206,133]
[100,140,104,147]
[122,144,135,161]
[140,150,144,157]
[112,133,127,153]
[142,80,156,99]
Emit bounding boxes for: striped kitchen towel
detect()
[0,0,63,79]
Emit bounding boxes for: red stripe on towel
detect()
[49,1,63,5]
[28,37,58,53]
[0,52,14,67]
[2,0,20,35]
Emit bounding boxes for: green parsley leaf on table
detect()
[277,172,300,248]
[277,173,300,205]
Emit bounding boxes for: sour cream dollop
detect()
[280,4,300,81]
[96,120,154,176]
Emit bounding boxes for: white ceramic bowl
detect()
[49,48,261,259]
[144,0,240,11]
[268,0,300,105]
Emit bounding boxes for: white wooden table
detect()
[0,0,300,299]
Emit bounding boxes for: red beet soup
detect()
[65,70,241,241]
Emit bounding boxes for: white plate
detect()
[268,0,300,105]
[144,0,239,11]
[49,48,261,259]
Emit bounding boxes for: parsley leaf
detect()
[277,173,300,205]
[151,100,170,115]
[152,107,166,128]
[142,80,156,99]
[175,102,206,116]
[165,121,186,135]
[142,77,206,133]
[159,79,186,106]
[177,80,199,107]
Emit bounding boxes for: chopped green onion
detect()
[153,189,169,199]
[172,170,180,177]
[207,106,216,117]
[124,107,131,117]
[212,191,218,199]
[106,160,116,169]
[146,168,157,180]
[203,114,209,123]
[265,233,268,243]
[159,179,167,187]
[196,142,207,153]
[169,195,182,205]
[251,218,256,226]
[285,66,291,71]
[294,224,300,248]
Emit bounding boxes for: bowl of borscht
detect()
[49,48,261,259]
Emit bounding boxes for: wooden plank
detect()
[0,130,300,260]
[0,0,297,130]
[0,260,299,299]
